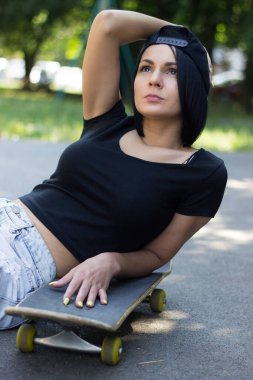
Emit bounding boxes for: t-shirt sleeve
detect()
[176,163,228,218]
[80,99,128,139]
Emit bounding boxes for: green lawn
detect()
[0,89,252,151]
[0,89,83,141]
[195,100,253,151]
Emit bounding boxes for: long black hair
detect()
[133,25,210,147]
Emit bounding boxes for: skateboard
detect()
[5,261,172,365]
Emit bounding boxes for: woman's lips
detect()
[145,94,164,102]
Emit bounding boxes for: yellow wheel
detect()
[16,324,36,353]
[101,336,122,365]
[150,289,166,313]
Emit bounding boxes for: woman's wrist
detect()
[99,251,121,277]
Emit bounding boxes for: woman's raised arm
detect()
[82,10,170,119]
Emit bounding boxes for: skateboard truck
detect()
[34,329,102,354]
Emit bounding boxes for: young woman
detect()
[0,10,227,329]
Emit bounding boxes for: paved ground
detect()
[0,139,252,380]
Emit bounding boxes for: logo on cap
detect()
[156,37,188,47]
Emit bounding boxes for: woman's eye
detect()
[167,68,177,76]
[140,65,151,72]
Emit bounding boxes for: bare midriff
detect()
[14,199,79,278]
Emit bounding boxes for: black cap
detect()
[137,25,210,94]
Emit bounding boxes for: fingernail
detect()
[86,300,94,308]
[101,299,107,305]
[77,301,83,308]
[49,281,57,286]
[63,298,70,306]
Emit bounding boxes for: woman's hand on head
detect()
[49,252,120,308]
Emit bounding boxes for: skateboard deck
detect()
[5,261,172,365]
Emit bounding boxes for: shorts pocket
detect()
[5,205,34,231]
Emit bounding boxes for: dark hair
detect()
[133,25,210,147]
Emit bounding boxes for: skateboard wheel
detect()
[101,336,122,365]
[16,324,36,353]
[149,289,166,313]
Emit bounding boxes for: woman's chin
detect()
[139,109,180,121]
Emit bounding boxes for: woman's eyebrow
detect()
[140,58,177,66]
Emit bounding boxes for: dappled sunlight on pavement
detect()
[130,310,190,334]
[227,178,253,191]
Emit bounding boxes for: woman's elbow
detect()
[93,10,117,36]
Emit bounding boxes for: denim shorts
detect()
[0,198,57,330]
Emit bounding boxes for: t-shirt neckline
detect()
[117,128,204,166]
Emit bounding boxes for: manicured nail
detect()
[77,301,83,308]
[49,281,57,286]
[101,299,108,305]
[86,300,94,308]
[63,298,70,306]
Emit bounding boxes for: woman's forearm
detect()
[110,248,171,278]
[97,9,171,46]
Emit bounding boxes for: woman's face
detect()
[134,44,181,122]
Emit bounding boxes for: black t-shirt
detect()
[20,100,227,262]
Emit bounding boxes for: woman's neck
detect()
[142,117,183,150]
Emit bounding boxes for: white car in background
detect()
[0,57,8,78]
[29,61,61,89]
[212,70,244,101]
[2,58,25,80]
[51,66,82,94]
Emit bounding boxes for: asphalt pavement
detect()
[0,139,252,380]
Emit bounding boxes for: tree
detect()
[224,0,253,113]
[0,0,91,88]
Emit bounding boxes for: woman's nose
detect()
[149,71,163,87]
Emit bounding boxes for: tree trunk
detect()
[23,50,38,90]
[242,50,253,114]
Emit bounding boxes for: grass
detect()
[0,88,252,151]
[195,100,253,152]
[0,89,83,141]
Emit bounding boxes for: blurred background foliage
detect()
[0,0,252,150]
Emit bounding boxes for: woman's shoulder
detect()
[81,99,134,140]
[196,148,226,169]
[195,148,228,184]
[84,99,126,126]
[176,148,227,218]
